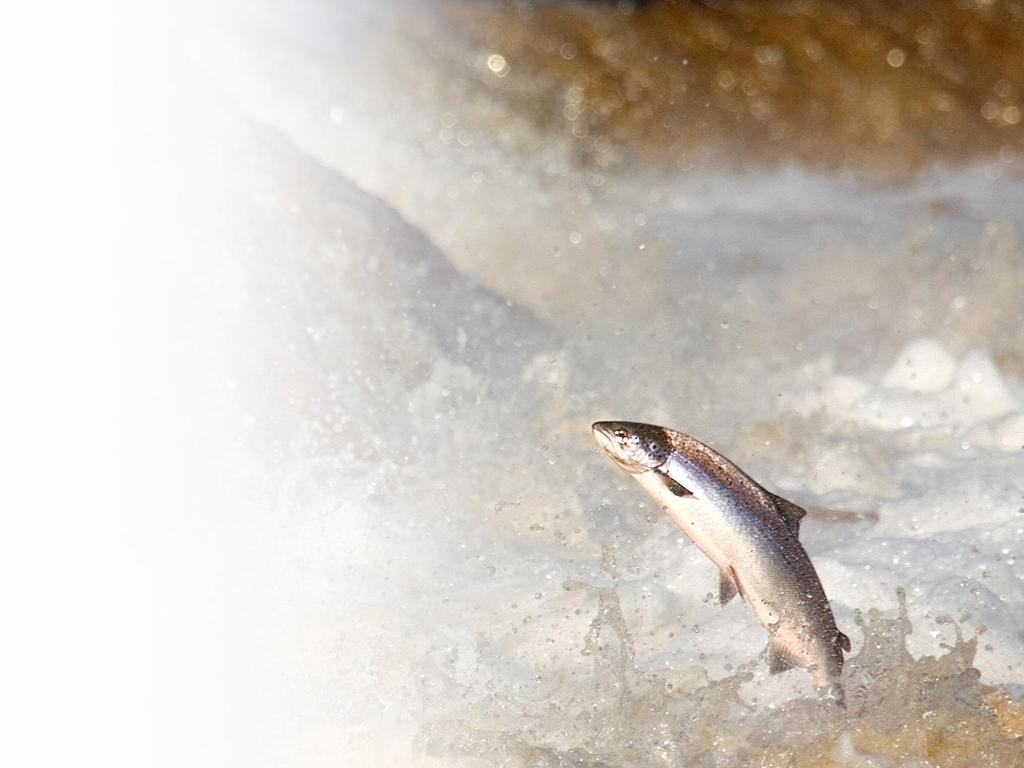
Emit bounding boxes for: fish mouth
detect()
[591,422,645,474]
[591,422,619,452]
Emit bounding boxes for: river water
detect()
[145,1,1024,765]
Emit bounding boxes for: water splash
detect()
[419,588,1022,767]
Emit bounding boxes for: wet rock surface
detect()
[439,0,1024,174]
[146,2,1024,765]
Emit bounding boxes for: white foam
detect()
[882,338,958,393]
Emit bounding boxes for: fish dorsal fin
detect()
[719,565,742,605]
[656,470,692,498]
[767,491,807,540]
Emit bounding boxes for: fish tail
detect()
[826,681,846,709]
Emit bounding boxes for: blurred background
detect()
[101,1,1024,766]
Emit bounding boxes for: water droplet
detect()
[886,48,906,67]
[486,54,508,75]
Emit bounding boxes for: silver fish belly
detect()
[592,420,850,701]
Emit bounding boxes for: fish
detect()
[591,420,850,704]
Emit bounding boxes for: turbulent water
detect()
[142,1,1024,765]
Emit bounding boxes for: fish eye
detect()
[613,429,627,439]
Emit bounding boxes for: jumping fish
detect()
[592,420,850,703]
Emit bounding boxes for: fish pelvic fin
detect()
[768,636,802,675]
[767,491,807,540]
[719,566,740,605]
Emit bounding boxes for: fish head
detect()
[592,421,672,474]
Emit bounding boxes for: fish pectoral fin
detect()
[656,470,692,497]
[767,491,807,540]
[718,567,739,605]
[837,630,851,653]
[768,636,802,675]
